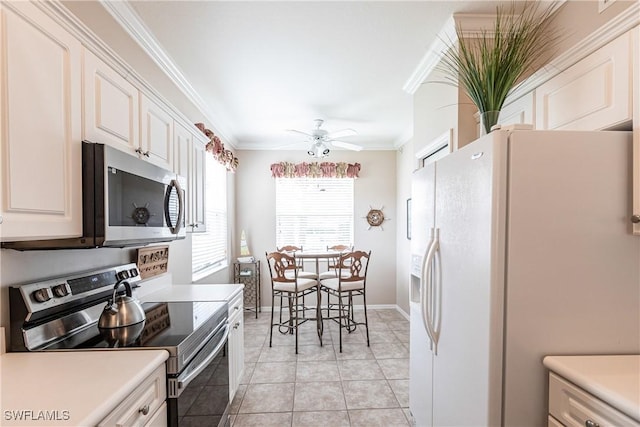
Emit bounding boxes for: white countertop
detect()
[0,349,168,426]
[543,355,640,421]
[140,283,243,303]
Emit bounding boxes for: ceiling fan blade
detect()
[330,140,363,151]
[327,128,357,140]
[286,129,313,138]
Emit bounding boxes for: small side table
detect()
[233,260,261,318]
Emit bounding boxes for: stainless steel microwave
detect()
[3,142,186,250]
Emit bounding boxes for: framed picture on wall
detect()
[407,198,412,240]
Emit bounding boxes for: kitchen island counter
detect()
[0,349,169,426]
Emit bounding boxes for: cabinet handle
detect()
[143,151,150,157]
[233,322,240,329]
[234,306,240,311]
[631,215,640,224]
[135,148,143,155]
[138,404,150,416]
[585,420,600,427]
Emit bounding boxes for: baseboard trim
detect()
[256,304,409,320]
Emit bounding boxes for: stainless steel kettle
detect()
[98,281,146,329]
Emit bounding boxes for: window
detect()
[276,178,354,252]
[192,155,228,279]
[417,129,452,167]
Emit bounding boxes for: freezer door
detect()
[410,301,434,426]
[409,162,436,426]
[411,162,436,279]
[431,133,507,427]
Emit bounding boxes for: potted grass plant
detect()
[438,2,561,134]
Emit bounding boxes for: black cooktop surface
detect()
[48,301,227,350]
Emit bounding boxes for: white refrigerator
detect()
[409,129,640,427]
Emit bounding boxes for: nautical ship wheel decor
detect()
[364,206,389,230]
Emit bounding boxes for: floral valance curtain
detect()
[195,123,238,172]
[270,161,361,179]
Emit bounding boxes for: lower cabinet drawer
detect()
[99,363,167,427]
[548,373,639,427]
[228,292,243,317]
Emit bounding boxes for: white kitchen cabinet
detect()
[84,51,180,172]
[227,291,245,401]
[140,95,173,171]
[499,91,535,128]
[0,1,83,241]
[547,372,639,427]
[190,135,207,231]
[144,403,167,427]
[174,122,206,232]
[535,29,633,131]
[173,122,191,178]
[83,49,140,153]
[98,363,167,427]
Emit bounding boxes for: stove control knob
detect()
[33,288,53,303]
[117,270,130,281]
[129,268,139,278]
[52,283,70,298]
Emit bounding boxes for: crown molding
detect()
[402,15,456,95]
[99,1,234,145]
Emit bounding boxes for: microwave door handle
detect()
[175,179,184,235]
[166,179,184,235]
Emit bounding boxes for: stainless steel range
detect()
[8,263,230,427]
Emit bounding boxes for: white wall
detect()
[235,149,397,308]
[395,139,415,316]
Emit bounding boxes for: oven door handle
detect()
[176,323,229,393]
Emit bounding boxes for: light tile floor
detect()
[231,308,411,427]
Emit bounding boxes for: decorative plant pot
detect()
[480,110,501,135]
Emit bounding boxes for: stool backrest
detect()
[337,250,371,282]
[276,245,304,268]
[265,251,297,284]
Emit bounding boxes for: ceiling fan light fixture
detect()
[308,142,330,158]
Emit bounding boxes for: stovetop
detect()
[48,301,227,350]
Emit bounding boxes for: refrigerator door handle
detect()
[431,228,442,355]
[422,229,438,349]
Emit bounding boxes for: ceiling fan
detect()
[287,119,363,158]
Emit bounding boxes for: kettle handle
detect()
[108,280,133,310]
[114,280,133,296]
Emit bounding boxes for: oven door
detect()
[167,322,230,427]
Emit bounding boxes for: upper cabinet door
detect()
[173,121,191,177]
[140,95,173,170]
[0,2,82,240]
[174,122,207,232]
[499,92,535,129]
[190,137,207,232]
[535,30,633,131]
[83,49,139,153]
